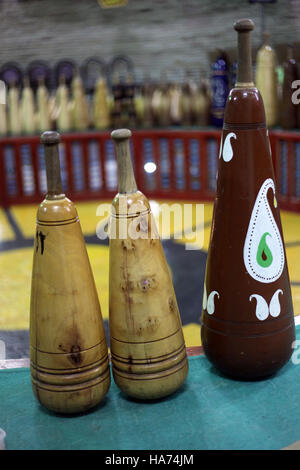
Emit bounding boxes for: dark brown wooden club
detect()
[200,19,296,380]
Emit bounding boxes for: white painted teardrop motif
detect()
[243,178,285,283]
[249,289,283,321]
[203,284,220,315]
[249,294,269,321]
[219,132,237,162]
[269,289,283,317]
[207,291,220,315]
[202,283,207,310]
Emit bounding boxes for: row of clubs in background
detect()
[0,72,213,136]
[255,35,300,130]
[1,32,300,136]
[210,36,300,129]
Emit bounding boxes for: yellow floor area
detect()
[0,200,299,348]
[0,209,15,241]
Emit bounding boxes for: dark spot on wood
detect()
[39,231,46,254]
[139,276,157,292]
[70,345,82,365]
[140,279,151,291]
[36,230,46,255]
[121,240,135,251]
[146,316,159,333]
[169,297,176,313]
[137,326,143,336]
[128,355,133,364]
[35,230,39,252]
[120,280,134,292]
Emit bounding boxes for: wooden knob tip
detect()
[111,129,132,141]
[41,131,61,145]
[234,18,254,33]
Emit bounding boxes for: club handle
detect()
[41,131,64,199]
[234,18,255,87]
[111,129,137,194]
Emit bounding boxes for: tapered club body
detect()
[109,129,188,399]
[30,131,110,413]
[201,19,295,380]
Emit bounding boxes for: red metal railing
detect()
[0,129,300,211]
[270,130,300,212]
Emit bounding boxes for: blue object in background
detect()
[207,138,218,191]
[88,140,102,191]
[104,139,118,191]
[174,139,185,190]
[3,146,17,196]
[143,138,156,191]
[71,142,84,192]
[37,144,47,194]
[58,143,68,193]
[159,138,170,190]
[189,139,201,191]
[231,61,238,88]
[210,54,229,127]
[20,145,35,196]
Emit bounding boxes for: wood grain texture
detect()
[109,130,188,400]
[30,144,110,413]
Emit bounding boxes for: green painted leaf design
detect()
[256,232,273,268]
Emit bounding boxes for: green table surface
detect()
[1,327,300,450]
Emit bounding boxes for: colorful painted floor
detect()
[0,199,300,358]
